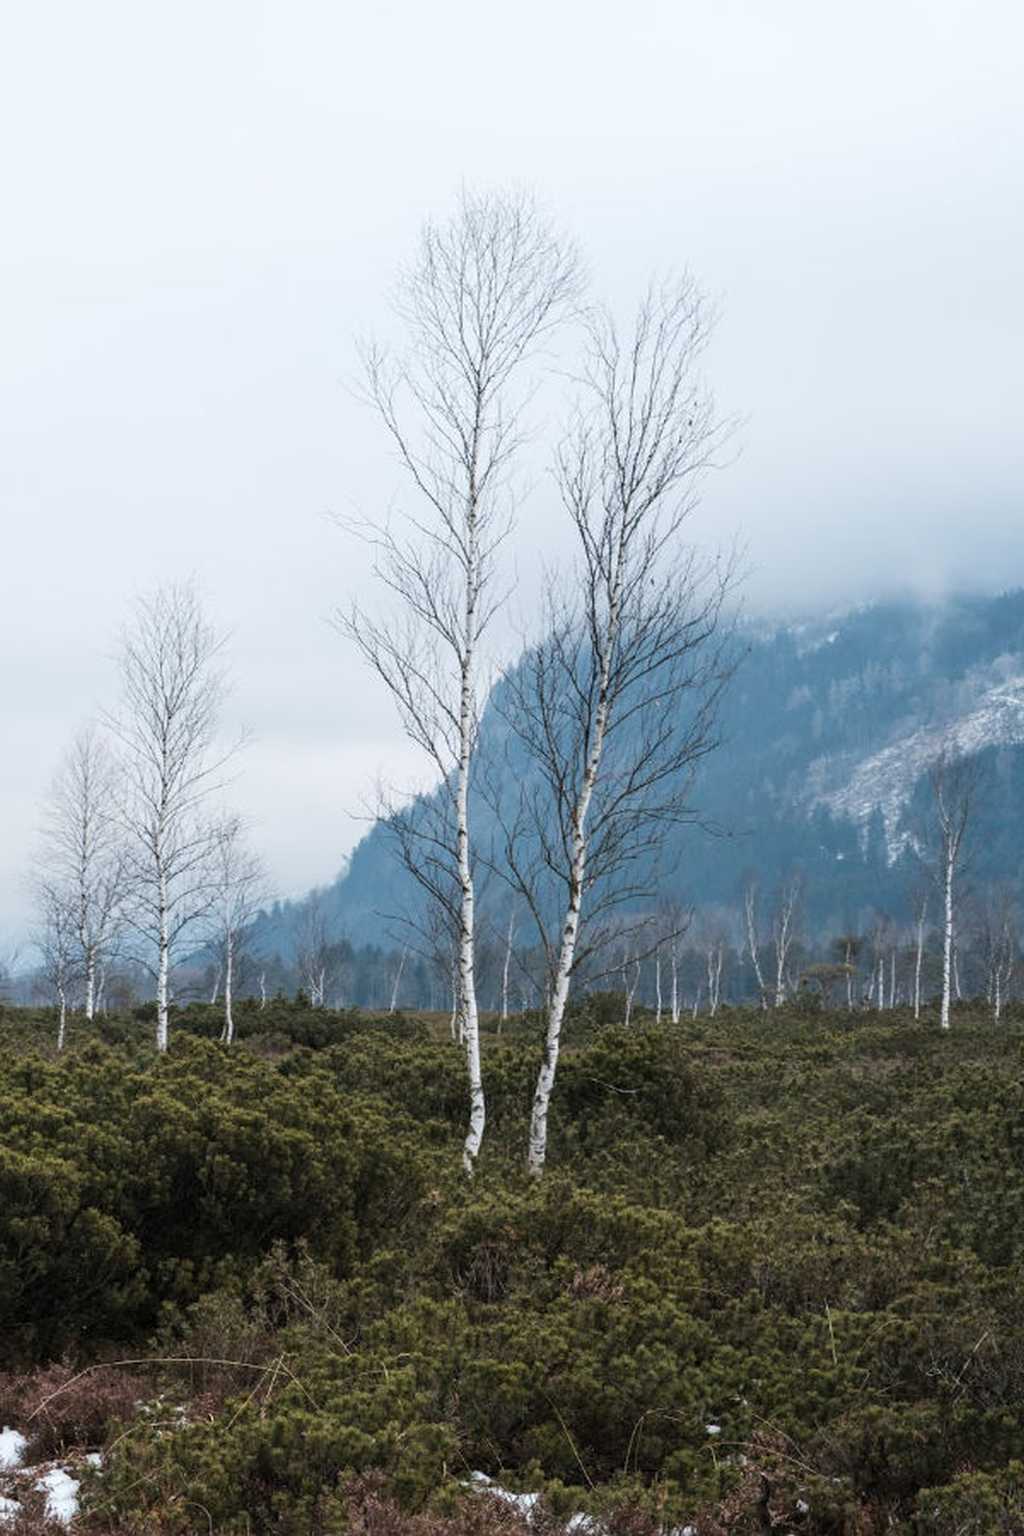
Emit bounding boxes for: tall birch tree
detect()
[339,188,580,1174]
[109,582,232,1052]
[40,726,126,1019]
[207,815,269,1043]
[33,880,77,1048]
[928,749,981,1032]
[488,279,736,1174]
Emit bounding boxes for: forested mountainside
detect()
[259,588,1024,957]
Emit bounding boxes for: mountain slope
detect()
[263,588,1024,953]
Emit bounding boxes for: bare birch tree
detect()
[207,815,270,1043]
[928,749,981,1032]
[34,880,77,1048]
[295,893,337,1008]
[39,726,126,1020]
[771,875,802,1007]
[832,932,862,1012]
[906,890,929,1020]
[338,189,580,1173]
[108,582,233,1052]
[980,884,1017,1023]
[742,878,769,1009]
[486,278,736,1174]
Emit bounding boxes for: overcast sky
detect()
[2,0,1022,938]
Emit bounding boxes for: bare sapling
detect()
[108,582,237,1051]
[338,188,581,1173]
[488,277,737,1174]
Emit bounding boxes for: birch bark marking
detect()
[156,865,170,1053]
[527,550,620,1175]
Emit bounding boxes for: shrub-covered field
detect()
[1,997,1024,1533]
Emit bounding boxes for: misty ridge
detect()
[3,147,1024,1536]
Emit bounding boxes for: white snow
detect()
[470,1473,541,1517]
[705,1423,722,1436]
[37,1467,81,1524]
[810,673,1024,859]
[0,1431,25,1473]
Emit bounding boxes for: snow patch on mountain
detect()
[811,675,1024,858]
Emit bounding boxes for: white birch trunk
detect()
[745,889,768,1009]
[914,915,925,1021]
[670,948,680,1025]
[526,586,617,1176]
[223,937,234,1044]
[389,948,407,1014]
[500,914,515,1033]
[655,949,663,1025]
[940,848,954,1031]
[84,951,96,1022]
[156,866,170,1053]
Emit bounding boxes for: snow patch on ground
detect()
[0,1432,25,1473]
[471,1473,698,1536]
[0,1434,93,1527]
[37,1467,81,1524]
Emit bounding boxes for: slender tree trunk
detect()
[707,945,722,1017]
[259,971,267,1010]
[57,985,68,1051]
[210,966,221,1005]
[655,949,663,1025]
[914,916,925,1020]
[84,949,97,1022]
[670,948,680,1025]
[527,616,616,1176]
[940,849,954,1031]
[455,497,485,1172]
[745,892,768,1010]
[500,914,515,1034]
[223,937,234,1044]
[389,948,407,1014]
[157,865,170,1053]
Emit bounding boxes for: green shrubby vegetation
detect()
[1,1000,1024,1532]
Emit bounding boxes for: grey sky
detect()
[2,0,1022,937]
